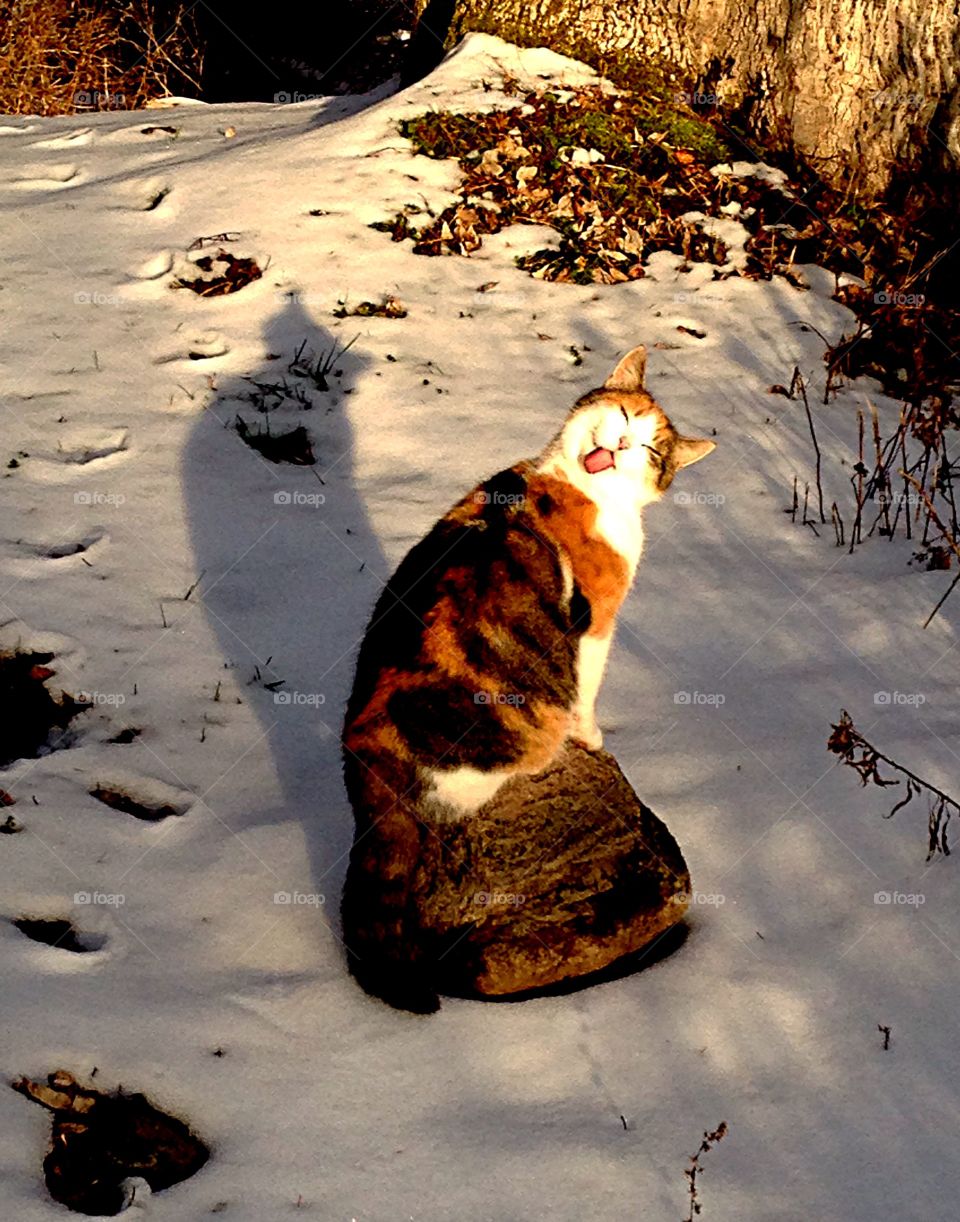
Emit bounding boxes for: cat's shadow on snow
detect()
[183,297,383,964]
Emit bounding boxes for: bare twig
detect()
[796,369,826,523]
[683,1122,728,1222]
[901,472,960,625]
[828,710,959,858]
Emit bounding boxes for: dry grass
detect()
[0,0,204,116]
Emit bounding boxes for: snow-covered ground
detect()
[2,33,959,1221]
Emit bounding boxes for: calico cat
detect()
[341,346,714,1012]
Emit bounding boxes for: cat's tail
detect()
[340,753,440,1014]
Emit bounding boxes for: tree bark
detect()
[410,0,960,204]
[411,742,690,998]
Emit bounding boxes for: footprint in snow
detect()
[19,432,130,487]
[11,916,108,955]
[153,333,230,364]
[2,530,109,578]
[112,179,173,212]
[90,780,192,822]
[10,163,82,190]
[131,250,175,281]
[30,530,109,560]
[30,128,94,150]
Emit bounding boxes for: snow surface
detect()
[1,31,959,1222]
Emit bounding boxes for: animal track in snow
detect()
[12,917,108,954]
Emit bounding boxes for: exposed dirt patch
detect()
[12,1070,209,1216]
[234,418,315,465]
[107,726,141,745]
[0,651,88,768]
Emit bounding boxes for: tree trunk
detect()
[410,0,960,204]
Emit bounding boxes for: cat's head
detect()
[539,346,715,508]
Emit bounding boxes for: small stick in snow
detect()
[900,423,912,541]
[878,1024,891,1051]
[801,482,820,536]
[831,501,844,547]
[900,472,960,626]
[923,570,960,631]
[796,370,826,523]
[849,407,866,552]
[683,1121,728,1222]
[867,401,892,536]
[183,570,206,601]
[785,474,798,523]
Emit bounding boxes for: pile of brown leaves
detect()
[384,83,958,408]
[380,87,742,284]
[174,247,262,297]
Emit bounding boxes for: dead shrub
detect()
[0,0,204,116]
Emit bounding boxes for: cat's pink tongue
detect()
[583,447,615,474]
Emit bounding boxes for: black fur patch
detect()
[388,685,524,769]
[569,584,592,632]
[480,468,527,520]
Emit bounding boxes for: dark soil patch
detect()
[235,418,315,465]
[0,651,88,768]
[13,918,107,954]
[12,1070,209,1216]
[107,727,142,745]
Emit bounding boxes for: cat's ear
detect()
[674,436,716,468]
[604,345,647,392]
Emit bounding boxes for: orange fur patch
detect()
[525,469,631,637]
